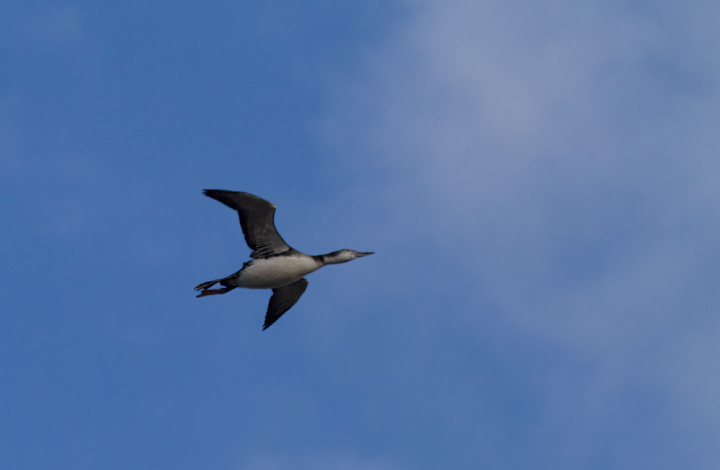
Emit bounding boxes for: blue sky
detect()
[2,1,720,469]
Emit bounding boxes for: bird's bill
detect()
[357,251,374,257]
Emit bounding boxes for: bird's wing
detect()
[203,190,291,258]
[263,278,309,330]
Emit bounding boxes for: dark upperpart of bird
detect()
[194,190,374,330]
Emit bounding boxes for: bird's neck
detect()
[315,250,349,265]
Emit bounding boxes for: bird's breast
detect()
[232,255,320,289]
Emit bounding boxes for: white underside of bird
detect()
[228,254,321,289]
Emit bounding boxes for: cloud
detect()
[318,0,720,467]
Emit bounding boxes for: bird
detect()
[195,190,374,330]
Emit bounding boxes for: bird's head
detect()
[321,249,374,265]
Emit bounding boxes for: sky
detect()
[2,1,720,469]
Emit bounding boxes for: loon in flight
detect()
[195,190,373,330]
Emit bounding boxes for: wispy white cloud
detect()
[317,0,720,467]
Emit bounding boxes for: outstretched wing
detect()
[263,278,309,330]
[203,190,291,258]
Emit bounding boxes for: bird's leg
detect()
[196,286,236,298]
[195,279,221,291]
